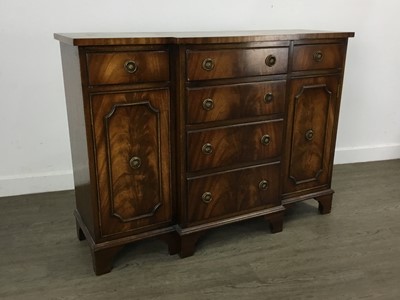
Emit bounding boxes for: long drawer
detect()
[187,163,280,224]
[186,80,286,124]
[187,119,283,172]
[186,47,288,81]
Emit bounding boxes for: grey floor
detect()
[1,160,400,300]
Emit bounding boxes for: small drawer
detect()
[187,120,283,172]
[292,43,346,71]
[86,50,169,85]
[186,81,286,124]
[186,47,288,81]
[187,163,280,224]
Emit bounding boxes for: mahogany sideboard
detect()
[55,30,354,275]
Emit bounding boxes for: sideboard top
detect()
[54,30,354,46]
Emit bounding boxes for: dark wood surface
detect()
[1,160,399,298]
[86,50,169,85]
[56,31,354,274]
[186,80,286,124]
[60,44,98,238]
[282,76,340,196]
[187,120,283,172]
[54,30,355,46]
[293,43,347,71]
[89,89,172,237]
[187,163,281,224]
[186,47,288,80]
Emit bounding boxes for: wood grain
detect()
[186,47,288,81]
[186,80,286,124]
[56,31,354,273]
[187,120,283,172]
[54,30,354,46]
[86,50,169,85]
[292,43,346,71]
[187,163,281,224]
[90,89,172,237]
[283,76,340,195]
[1,160,399,299]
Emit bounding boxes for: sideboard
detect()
[55,30,354,275]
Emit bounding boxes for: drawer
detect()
[86,50,169,85]
[186,47,288,81]
[292,43,346,71]
[186,81,286,124]
[187,163,280,224]
[187,120,283,172]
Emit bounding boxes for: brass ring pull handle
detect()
[305,129,314,141]
[202,192,213,203]
[313,51,323,62]
[202,58,215,71]
[202,98,214,111]
[259,180,269,190]
[124,60,138,74]
[265,55,277,67]
[129,156,142,169]
[261,134,271,145]
[202,143,213,155]
[264,92,273,103]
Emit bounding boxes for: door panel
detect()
[283,76,340,195]
[90,89,171,237]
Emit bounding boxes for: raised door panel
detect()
[283,76,340,195]
[90,89,171,237]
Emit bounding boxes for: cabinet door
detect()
[283,76,340,196]
[90,89,172,237]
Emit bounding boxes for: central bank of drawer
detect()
[187,162,280,224]
[186,80,286,124]
[86,50,169,85]
[187,120,283,172]
[186,47,288,81]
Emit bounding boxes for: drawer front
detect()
[86,50,169,85]
[186,47,288,81]
[292,43,345,71]
[186,81,286,124]
[187,163,280,224]
[187,120,283,172]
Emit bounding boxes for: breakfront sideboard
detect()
[55,30,354,275]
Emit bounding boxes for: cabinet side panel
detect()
[60,44,97,237]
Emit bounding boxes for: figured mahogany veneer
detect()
[55,30,354,275]
[186,47,289,80]
[90,89,172,237]
[187,162,281,224]
[186,80,286,123]
[187,120,283,172]
[292,43,346,71]
[86,50,169,85]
